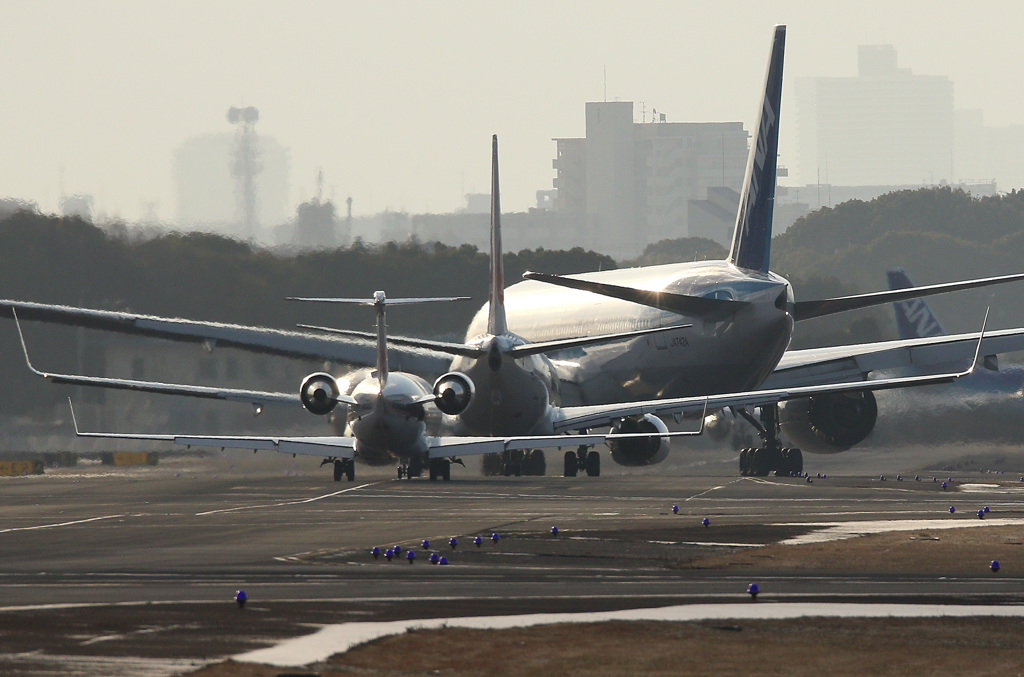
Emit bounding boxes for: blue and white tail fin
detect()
[487,134,509,336]
[887,269,946,339]
[728,24,786,274]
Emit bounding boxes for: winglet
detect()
[728,25,785,274]
[487,134,509,336]
[67,397,81,436]
[968,307,990,376]
[12,308,47,378]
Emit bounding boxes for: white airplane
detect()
[3,26,1024,479]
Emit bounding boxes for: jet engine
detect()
[433,372,475,416]
[300,372,341,416]
[608,414,671,466]
[779,391,877,453]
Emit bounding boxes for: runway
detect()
[2,448,1024,675]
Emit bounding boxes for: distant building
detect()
[174,132,290,240]
[60,194,94,222]
[553,101,749,258]
[796,45,954,187]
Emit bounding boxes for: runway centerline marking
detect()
[196,482,376,516]
[0,514,128,533]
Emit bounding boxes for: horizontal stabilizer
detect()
[297,324,485,358]
[793,271,1024,321]
[508,323,692,358]
[287,295,470,306]
[523,271,748,317]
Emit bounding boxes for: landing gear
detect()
[429,458,451,481]
[522,449,546,476]
[332,458,355,482]
[736,404,802,477]
[397,456,425,481]
[563,444,600,477]
[563,450,578,477]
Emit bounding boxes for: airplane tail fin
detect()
[728,25,786,274]
[487,134,509,336]
[887,269,946,339]
[287,292,468,389]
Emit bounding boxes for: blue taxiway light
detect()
[449,537,458,549]
[747,583,759,599]
[702,518,710,527]
[992,560,1001,572]
[407,550,416,563]
[439,556,450,565]
[492,532,500,543]
[422,539,430,549]
[949,505,956,513]
[474,536,483,547]
[942,482,948,490]
[371,546,380,559]
[384,549,394,561]
[429,553,440,564]
[672,505,679,514]
[393,545,402,555]
[551,526,559,537]
[984,506,991,513]
[235,590,247,609]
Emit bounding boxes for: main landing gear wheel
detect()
[563,450,578,477]
[523,449,546,476]
[585,450,601,477]
[429,458,451,481]
[333,459,355,482]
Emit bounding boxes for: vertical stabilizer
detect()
[887,269,946,339]
[728,25,786,274]
[372,290,389,388]
[487,134,509,335]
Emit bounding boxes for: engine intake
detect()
[608,414,671,466]
[300,372,341,416]
[779,391,877,453]
[433,372,475,416]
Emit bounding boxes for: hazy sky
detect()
[2,1,1023,223]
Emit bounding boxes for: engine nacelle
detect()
[433,372,475,416]
[300,372,341,416]
[608,414,671,466]
[779,390,877,454]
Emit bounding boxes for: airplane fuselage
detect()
[333,368,438,465]
[458,260,794,434]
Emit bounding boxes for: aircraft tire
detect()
[524,449,546,476]
[563,451,577,477]
[585,450,600,477]
[345,460,355,482]
[752,448,772,477]
[334,460,343,482]
[738,448,751,476]
[397,466,405,480]
[788,448,803,474]
[408,456,424,478]
[441,460,451,481]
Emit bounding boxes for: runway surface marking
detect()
[780,517,1024,545]
[195,482,375,516]
[236,602,1024,667]
[0,514,128,534]
[684,478,744,501]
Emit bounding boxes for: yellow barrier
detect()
[0,460,44,476]
[100,452,159,467]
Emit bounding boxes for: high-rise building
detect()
[553,101,748,258]
[796,45,954,187]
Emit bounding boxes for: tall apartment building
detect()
[553,101,748,258]
[796,45,954,187]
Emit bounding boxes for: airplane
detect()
[15,292,701,481]
[4,25,1024,480]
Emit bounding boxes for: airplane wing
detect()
[0,298,454,377]
[67,401,706,459]
[13,310,317,411]
[763,327,1024,389]
[552,332,984,433]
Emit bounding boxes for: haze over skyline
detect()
[3,0,1022,224]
